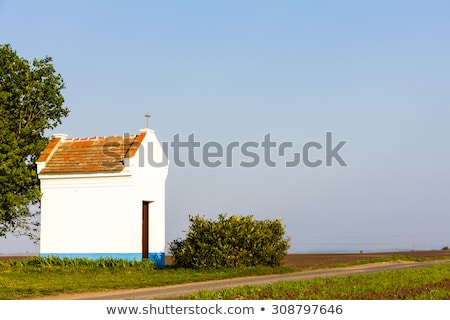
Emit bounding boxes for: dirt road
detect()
[33,258,450,300]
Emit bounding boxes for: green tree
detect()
[0,44,69,240]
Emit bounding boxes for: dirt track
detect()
[19,250,450,300]
[33,259,450,300]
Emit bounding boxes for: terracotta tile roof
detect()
[38,131,146,174]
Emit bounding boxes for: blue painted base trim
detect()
[40,252,165,268]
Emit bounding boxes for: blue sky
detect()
[1,1,449,253]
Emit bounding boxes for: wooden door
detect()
[142,201,149,260]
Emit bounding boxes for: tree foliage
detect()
[169,214,290,268]
[0,44,69,240]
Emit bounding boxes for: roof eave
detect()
[38,170,132,180]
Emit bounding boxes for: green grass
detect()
[183,263,450,300]
[0,256,294,300]
[1,255,449,300]
[2,256,156,269]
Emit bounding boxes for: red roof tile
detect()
[38,131,146,174]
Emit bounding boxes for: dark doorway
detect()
[142,201,153,260]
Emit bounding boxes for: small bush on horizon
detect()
[169,214,290,268]
[442,246,449,250]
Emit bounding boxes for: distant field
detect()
[2,250,449,267]
[281,250,450,268]
[0,255,38,261]
[164,250,450,268]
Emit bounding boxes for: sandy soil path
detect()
[30,259,450,300]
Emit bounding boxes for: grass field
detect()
[183,263,450,300]
[0,256,293,300]
[0,251,449,300]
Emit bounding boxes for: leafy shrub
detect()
[442,246,449,251]
[169,214,290,268]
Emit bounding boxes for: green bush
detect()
[169,214,290,268]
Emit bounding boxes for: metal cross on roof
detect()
[145,112,151,128]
